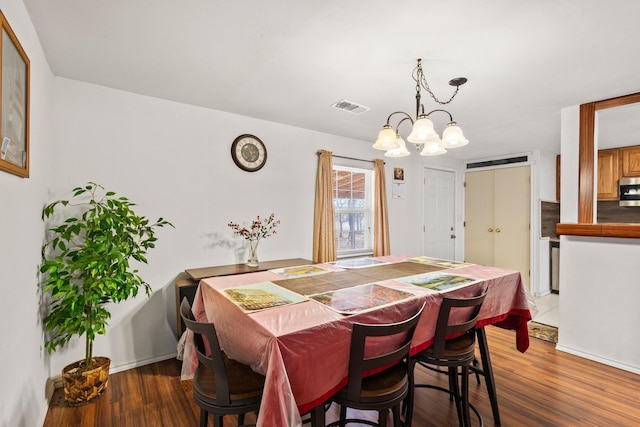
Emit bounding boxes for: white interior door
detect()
[423,168,455,259]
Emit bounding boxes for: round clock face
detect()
[231,134,267,172]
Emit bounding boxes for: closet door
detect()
[494,167,530,288]
[464,169,495,266]
[464,166,530,288]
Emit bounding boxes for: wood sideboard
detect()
[175,258,312,335]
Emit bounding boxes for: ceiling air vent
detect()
[466,155,530,169]
[331,99,370,114]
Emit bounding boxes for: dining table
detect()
[180,255,533,427]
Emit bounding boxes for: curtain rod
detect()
[315,151,384,164]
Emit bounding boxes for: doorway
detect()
[464,166,530,288]
[423,167,456,260]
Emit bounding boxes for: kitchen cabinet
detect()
[621,146,640,177]
[464,166,530,288]
[597,148,620,200]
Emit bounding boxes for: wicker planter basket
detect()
[62,356,111,406]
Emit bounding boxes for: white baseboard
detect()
[555,344,640,375]
[109,352,178,374]
[46,374,59,397]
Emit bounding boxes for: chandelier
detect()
[373,58,469,157]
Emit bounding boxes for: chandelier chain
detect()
[419,73,460,105]
[413,59,460,106]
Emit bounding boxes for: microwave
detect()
[619,177,640,206]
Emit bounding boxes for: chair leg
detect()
[378,409,388,427]
[392,404,401,427]
[339,404,347,427]
[238,413,245,425]
[199,408,208,427]
[461,366,471,427]
[213,414,223,427]
[477,327,501,425]
[404,360,415,427]
[449,367,464,427]
[310,403,326,427]
[448,369,456,402]
[472,357,481,385]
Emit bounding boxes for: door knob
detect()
[488,228,494,232]
[450,234,456,239]
[495,228,501,233]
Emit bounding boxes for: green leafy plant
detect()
[40,182,173,367]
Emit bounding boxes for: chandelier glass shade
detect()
[441,122,469,148]
[406,115,437,144]
[385,136,411,157]
[371,125,398,150]
[372,59,468,157]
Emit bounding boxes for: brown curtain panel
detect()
[373,159,391,256]
[313,150,337,262]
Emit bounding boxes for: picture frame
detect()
[393,167,404,181]
[0,11,30,178]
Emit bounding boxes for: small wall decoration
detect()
[393,167,404,181]
[392,181,405,199]
[0,11,30,178]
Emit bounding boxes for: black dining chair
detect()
[404,291,487,427]
[180,298,265,427]
[328,302,425,427]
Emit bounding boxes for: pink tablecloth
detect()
[181,255,532,427]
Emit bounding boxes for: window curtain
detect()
[313,150,336,262]
[373,159,391,256]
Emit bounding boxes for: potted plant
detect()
[40,182,173,405]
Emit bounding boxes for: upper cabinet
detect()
[589,145,640,201]
[557,144,640,202]
[621,146,640,177]
[597,148,620,200]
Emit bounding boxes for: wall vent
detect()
[331,99,370,114]
[466,155,529,169]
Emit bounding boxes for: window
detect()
[333,165,374,257]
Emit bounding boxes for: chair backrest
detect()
[345,302,425,402]
[430,291,487,359]
[180,297,233,405]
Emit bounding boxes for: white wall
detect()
[0,2,55,426]
[534,150,560,296]
[46,77,425,376]
[558,105,640,374]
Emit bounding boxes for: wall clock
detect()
[230,134,267,172]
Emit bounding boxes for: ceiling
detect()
[23,0,640,161]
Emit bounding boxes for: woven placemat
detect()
[273,262,443,295]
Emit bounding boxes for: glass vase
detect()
[246,239,259,267]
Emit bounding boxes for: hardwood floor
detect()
[43,326,640,426]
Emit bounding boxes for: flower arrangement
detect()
[228,213,280,266]
[228,213,280,241]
